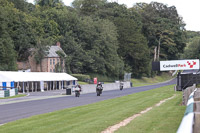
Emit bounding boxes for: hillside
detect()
[0,0,187,78]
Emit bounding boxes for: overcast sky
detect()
[27,0,200,31]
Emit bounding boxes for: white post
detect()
[62,81,64,90]
[49,81,51,90]
[47,82,49,91]
[40,81,44,92]
[27,82,29,93]
[53,81,55,90]
[23,82,25,93]
[36,82,37,92]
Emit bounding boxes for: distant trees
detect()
[182,31,200,59]
[134,2,186,61]
[0,0,188,79]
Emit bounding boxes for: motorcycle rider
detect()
[96,82,103,96]
[120,81,124,90]
[97,82,102,88]
[74,84,82,97]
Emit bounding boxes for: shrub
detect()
[71,74,91,82]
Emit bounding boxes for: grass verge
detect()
[0,84,184,133]
[77,81,88,85]
[0,94,26,99]
[116,93,185,133]
[132,72,173,87]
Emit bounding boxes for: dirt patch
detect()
[101,94,176,133]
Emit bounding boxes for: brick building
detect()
[17,42,66,72]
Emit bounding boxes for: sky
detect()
[27,0,200,31]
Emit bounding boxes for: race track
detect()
[0,79,176,124]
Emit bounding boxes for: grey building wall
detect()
[78,82,131,94]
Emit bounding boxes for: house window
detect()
[57,58,59,64]
[53,69,55,72]
[50,59,52,65]
[61,59,63,65]
[53,59,55,65]
[50,69,52,72]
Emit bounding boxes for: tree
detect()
[0,0,18,70]
[134,2,186,61]
[34,39,50,71]
[183,37,200,59]
[72,0,106,16]
[114,17,150,77]
[34,0,64,7]
[7,0,35,13]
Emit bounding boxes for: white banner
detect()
[160,59,199,71]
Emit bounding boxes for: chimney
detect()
[56,42,61,47]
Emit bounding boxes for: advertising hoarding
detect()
[160,59,199,71]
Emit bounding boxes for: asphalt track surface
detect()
[0,79,176,124]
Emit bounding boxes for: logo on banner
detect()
[187,61,196,68]
[163,61,197,69]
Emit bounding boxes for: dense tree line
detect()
[182,31,200,59]
[0,0,187,78]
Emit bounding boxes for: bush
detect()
[88,73,117,82]
[71,74,91,82]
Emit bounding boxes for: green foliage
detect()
[0,0,18,70]
[71,74,91,82]
[0,0,187,78]
[135,2,186,61]
[35,0,64,7]
[183,37,200,59]
[88,73,117,82]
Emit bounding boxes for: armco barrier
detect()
[177,88,197,133]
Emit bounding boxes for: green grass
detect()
[78,81,113,85]
[116,92,185,133]
[132,72,173,87]
[77,81,88,85]
[0,84,184,133]
[0,94,26,99]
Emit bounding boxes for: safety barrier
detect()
[177,88,197,133]
[0,88,18,98]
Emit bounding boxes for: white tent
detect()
[0,71,77,82]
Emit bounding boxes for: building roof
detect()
[47,46,66,58]
[0,71,77,82]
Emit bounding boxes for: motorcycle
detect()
[75,90,80,97]
[120,82,124,90]
[96,86,103,96]
[74,85,82,97]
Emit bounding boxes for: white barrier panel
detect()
[0,91,4,98]
[177,113,194,133]
[10,89,15,97]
